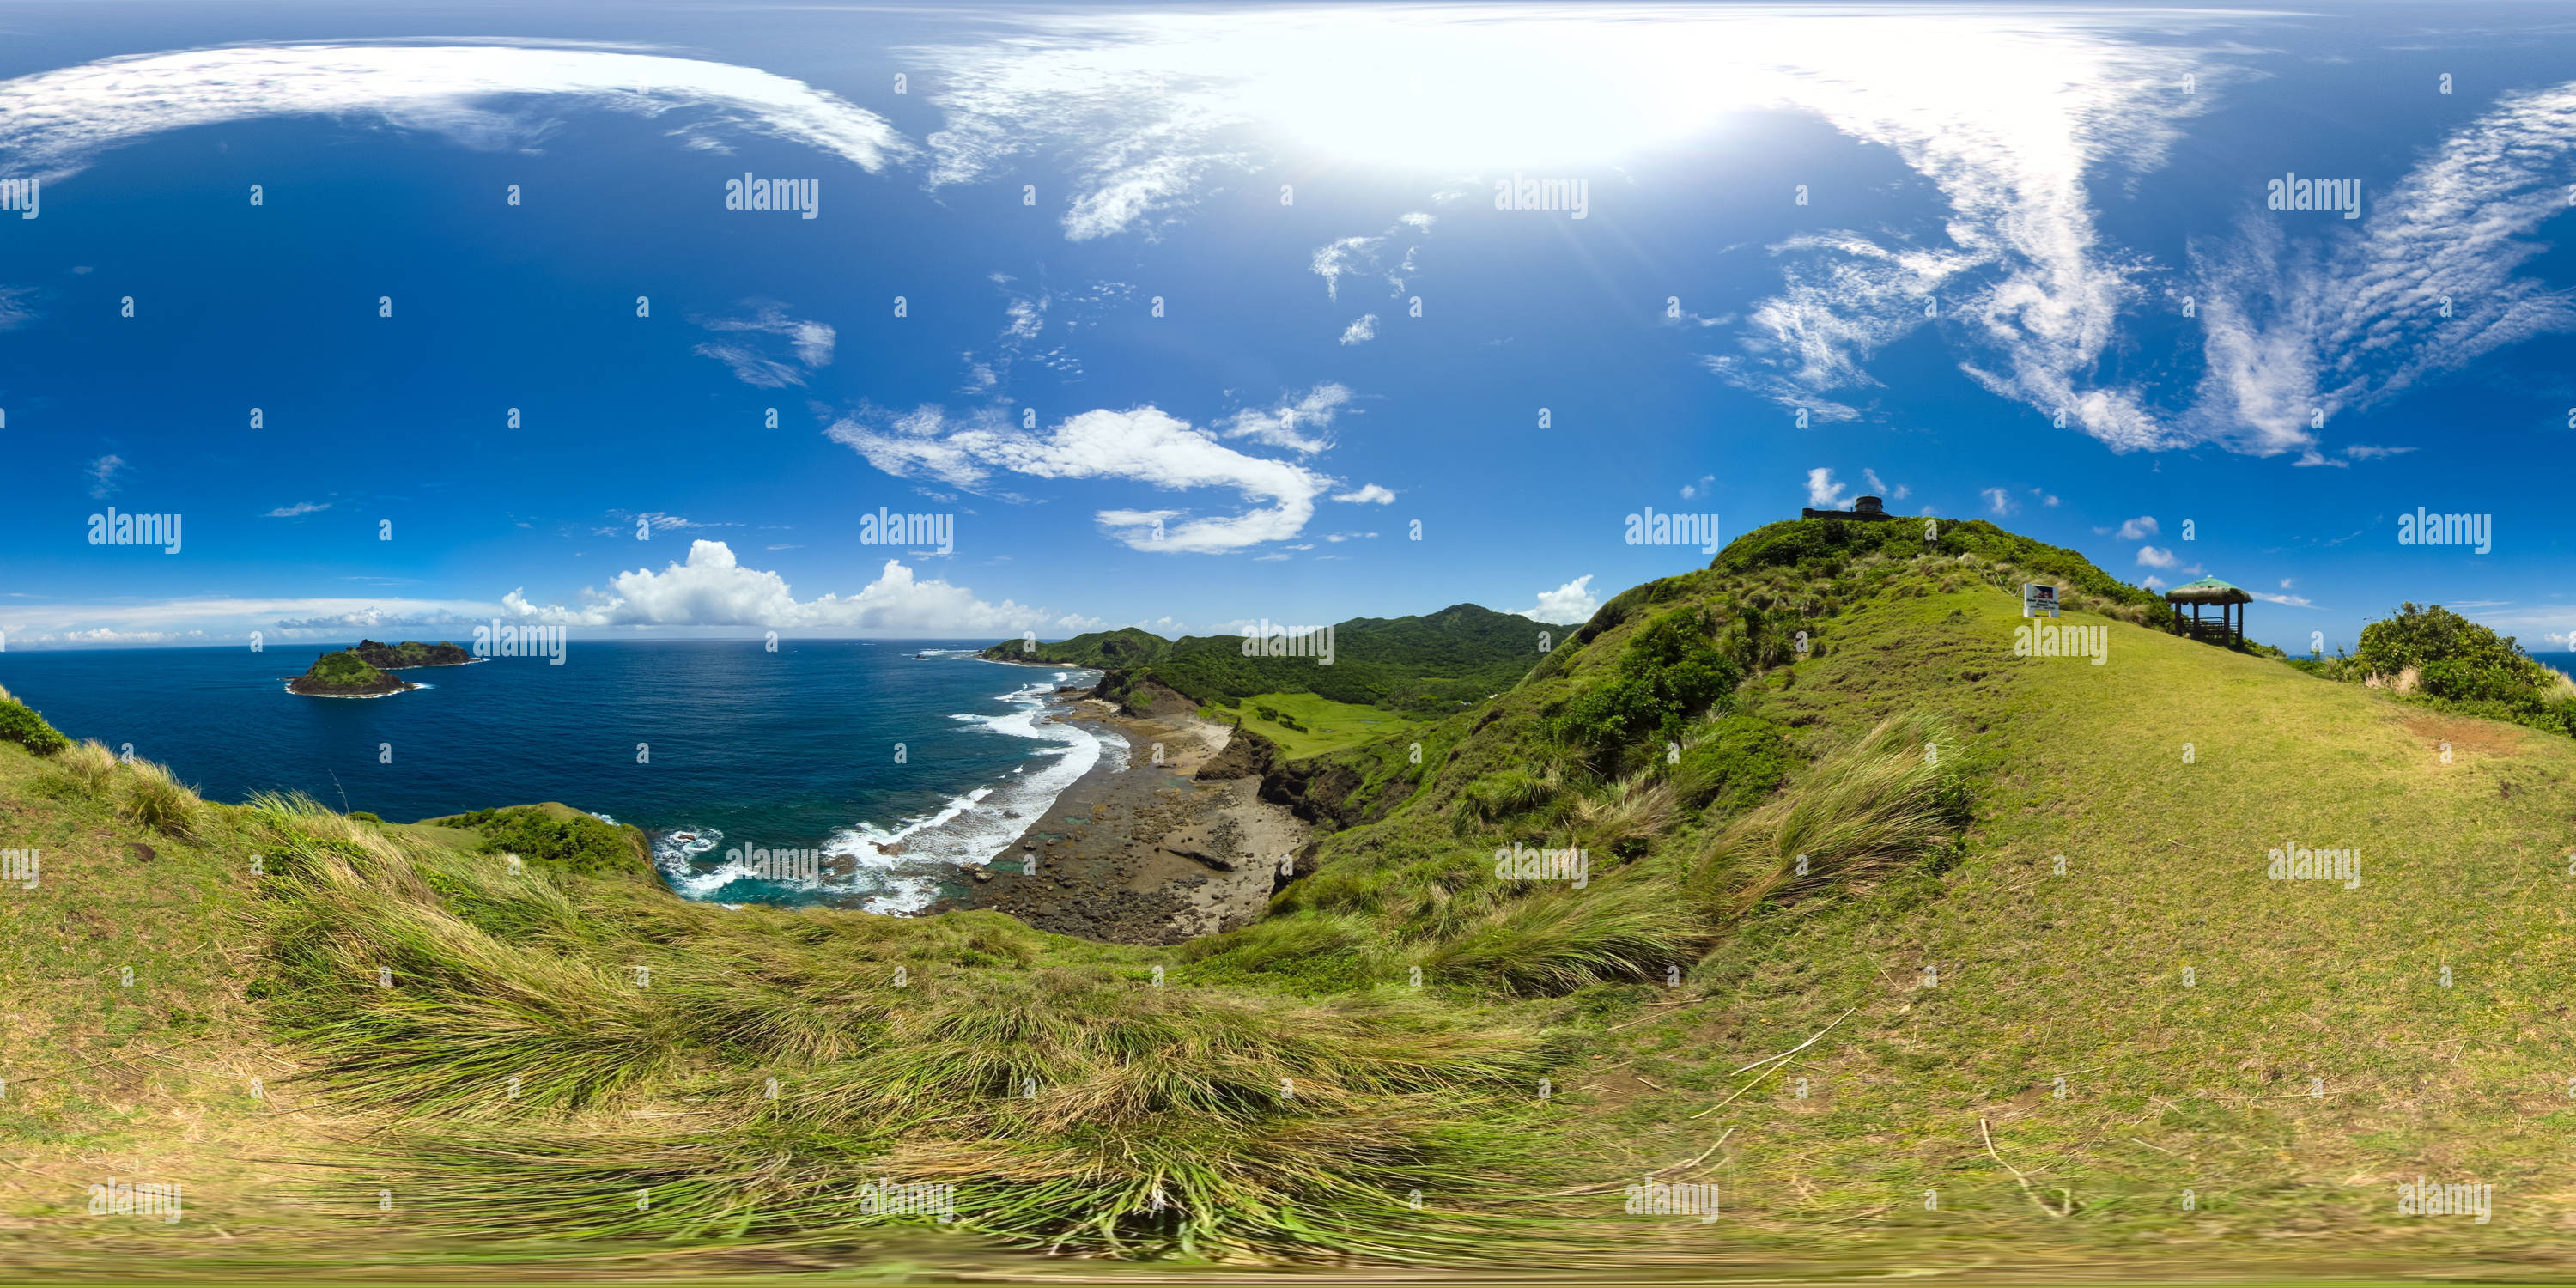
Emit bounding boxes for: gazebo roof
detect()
[2164,575,2251,605]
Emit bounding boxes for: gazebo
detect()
[2165,576,2251,647]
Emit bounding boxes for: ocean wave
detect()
[657,668,1118,914]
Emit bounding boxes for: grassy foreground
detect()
[4,519,2575,1280]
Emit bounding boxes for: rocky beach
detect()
[933,677,1309,945]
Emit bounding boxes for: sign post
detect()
[2021,583,2060,618]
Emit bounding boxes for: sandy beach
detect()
[933,691,1307,945]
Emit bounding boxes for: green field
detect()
[1205,691,1419,759]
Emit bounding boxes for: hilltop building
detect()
[1801,495,1898,522]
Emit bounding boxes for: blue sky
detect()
[2,1,2573,654]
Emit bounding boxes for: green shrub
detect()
[2354,603,2556,709]
[469,806,650,879]
[1554,606,1743,772]
[0,691,71,756]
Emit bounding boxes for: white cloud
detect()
[0,285,37,330]
[828,402,1334,554]
[85,453,124,498]
[2031,489,2060,507]
[2136,545,2179,568]
[2250,591,2318,608]
[2141,575,2166,592]
[1312,214,1437,300]
[500,540,1096,635]
[1216,383,1352,456]
[0,595,499,645]
[1804,467,1851,510]
[1680,474,1715,501]
[2113,516,2159,540]
[2342,445,2417,461]
[694,302,835,388]
[1339,313,1379,345]
[1523,574,1599,624]
[264,501,331,518]
[1980,487,2013,517]
[1695,18,2205,450]
[0,43,910,186]
[2189,82,2576,459]
[1333,483,1395,505]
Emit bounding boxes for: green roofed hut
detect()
[2165,576,2251,647]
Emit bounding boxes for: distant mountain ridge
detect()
[981,603,1553,716]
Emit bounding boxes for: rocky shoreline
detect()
[930,686,1308,945]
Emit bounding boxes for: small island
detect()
[287,649,421,698]
[354,639,473,669]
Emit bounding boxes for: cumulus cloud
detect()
[1804,467,1852,510]
[1681,474,1716,501]
[1980,487,2013,516]
[694,301,835,388]
[1523,574,1599,624]
[828,401,1334,554]
[1862,468,1909,501]
[499,540,1097,635]
[1332,483,1395,505]
[86,453,124,498]
[0,43,910,185]
[2112,516,2159,540]
[2136,545,2180,568]
[1339,313,1378,345]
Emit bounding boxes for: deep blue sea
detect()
[0,641,1115,912]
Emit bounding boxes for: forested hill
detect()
[980,602,1557,716]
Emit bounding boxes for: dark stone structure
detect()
[1801,495,1898,521]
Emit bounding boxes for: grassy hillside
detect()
[7,519,2574,1278]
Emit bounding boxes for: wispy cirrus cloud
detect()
[693,301,835,389]
[85,453,125,498]
[2188,82,2576,461]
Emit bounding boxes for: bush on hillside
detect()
[0,690,71,756]
[452,805,649,878]
[2349,603,2556,708]
[1554,606,1744,774]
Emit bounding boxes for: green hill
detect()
[982,602,1549,717]
[7,516,2573,1276]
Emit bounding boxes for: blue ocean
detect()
[0,641,1115,913]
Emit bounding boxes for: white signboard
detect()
[2021,583,2061,618]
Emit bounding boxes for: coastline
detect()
[929,690,1307,945]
